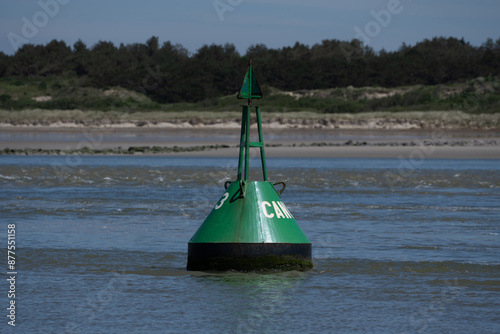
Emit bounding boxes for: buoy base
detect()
[187,243,312,272]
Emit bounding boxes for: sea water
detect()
[1,156,499,333]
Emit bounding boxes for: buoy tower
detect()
[187,60,312,271]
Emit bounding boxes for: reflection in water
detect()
[200,271,307,333]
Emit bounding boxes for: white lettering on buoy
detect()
[215,192,229,210]
[261,201,292,219]
[278,201,293,219]
[273,201,285,218]
[261,201,274,218]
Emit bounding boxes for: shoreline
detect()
[1,110,499,159]
[2,146,499,159]
[179,145,500,159]
[1,110,499,130]
[1,126,499,159]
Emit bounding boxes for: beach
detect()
[1,124,499,159]
[0,110,499,159]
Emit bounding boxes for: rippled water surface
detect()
[1,156,499,333]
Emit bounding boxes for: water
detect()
[1,155,499,333]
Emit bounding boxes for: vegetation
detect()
[0,36,499,114]
[0,75,499,116]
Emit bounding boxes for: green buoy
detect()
[187,60,312,271]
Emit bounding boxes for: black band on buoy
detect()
[187,242,312,271]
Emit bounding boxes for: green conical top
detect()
[188,181,311,244]
[237,59,263,101]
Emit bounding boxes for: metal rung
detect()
[249,141,263,148]
[237,105,268,182]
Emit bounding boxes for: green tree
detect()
[8,43,45,76]
[0,51,8,77]
[146,36,159,57]
[39,40,73,76]
[72,39,90,76]
[146,41,189,102]
[87,41,123,87]
[192,43,242,99]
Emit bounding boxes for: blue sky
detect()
[1,0,499,55]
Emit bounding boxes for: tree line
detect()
[0,36,499,103]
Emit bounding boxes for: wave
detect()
[1,159,500,190]
[11,247,500,278]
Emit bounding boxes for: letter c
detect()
[261,201,274,218]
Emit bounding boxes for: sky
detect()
[1,0,499,55]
